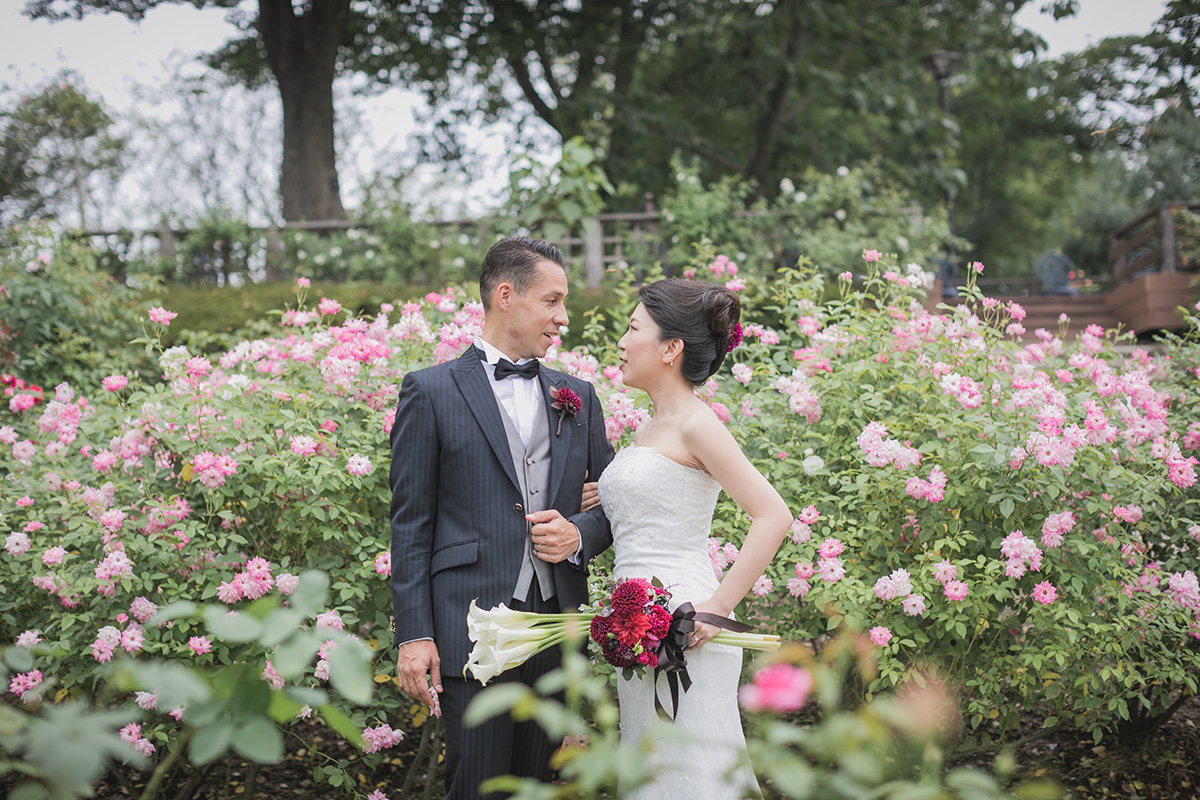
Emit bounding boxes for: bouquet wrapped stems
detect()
[465,594,781,686]
[465,600,594,684]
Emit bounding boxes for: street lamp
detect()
[923,50,962,294]
[923,50,962,116]
[922,50,962,234]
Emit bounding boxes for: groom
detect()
[389,236,614,800]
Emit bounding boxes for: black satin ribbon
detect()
[653,601,753,720]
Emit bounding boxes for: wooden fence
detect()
[1110,202,1200,285]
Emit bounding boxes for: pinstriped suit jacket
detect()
[388,347,615,675]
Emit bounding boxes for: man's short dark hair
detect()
[478,236,566,310]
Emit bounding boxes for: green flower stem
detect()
[711,632,782,651]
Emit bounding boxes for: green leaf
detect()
[999,497,1015,519]
[327,639,373,705]
[190,720,234,765]
[318,703,362,748]
[231,717,283,763]
[4,646,35,672]
[203,606,263,643]
[285,686,330,708]
[153,600,198,623]
[464,684,532,727]
[272,632,321,679]
[289,571,330,617]
[267,688,304,723]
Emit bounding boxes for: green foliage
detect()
[0,572,374,800]
[657,158,961,278]
[0,223,147,388]
[508,136,616,243]
[0,74,126,229]
[469,629,1055,799]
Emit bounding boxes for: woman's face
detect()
[617,303,670,389]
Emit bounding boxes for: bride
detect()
[596,278,792,799]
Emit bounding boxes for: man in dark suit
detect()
[389,236,614,800]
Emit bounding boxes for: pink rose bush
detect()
[5,235,1200,793]
[689,256,1200,745]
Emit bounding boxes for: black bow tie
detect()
[493,358,540,381]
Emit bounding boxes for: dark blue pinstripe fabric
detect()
[389,346,615,673]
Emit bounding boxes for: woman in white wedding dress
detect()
[596,279,792,800]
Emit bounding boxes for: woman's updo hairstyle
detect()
[638,278,742,386]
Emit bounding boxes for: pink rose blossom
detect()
[817,538,844,559]
[297,277,311,287]
[318,297,342,316]
[316,610,345,631]
[862,249,882,262]
[869,626,892,646]
[362,723,404,753]
[188,636,212,655]
[1113,505,1143,524]
[347,454,373,476]
[374,552,391,576]
[41,546,66,566]
[751,575,773,597]
[276,573,299,595]
[1031,581,1057,605]
[9,669,43,702]
[817,557,845,583]
[931,560,957,584]
[738,663,813,713]
[797,505,820,525]
[148,307,177,325]
[290,435,319,456]
[902,594,927,616]
[6,531,32,556]
[130,597,158,623]
[943,580,969,601]
[102,375,129,392]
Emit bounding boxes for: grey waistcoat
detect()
[494,395,556,602]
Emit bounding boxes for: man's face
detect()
[503,258,569,360]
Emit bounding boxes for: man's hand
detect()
[580,480,600,512]
[396,639,442,709]
[527,509,581,563]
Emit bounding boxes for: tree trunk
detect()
[258,0,350,223]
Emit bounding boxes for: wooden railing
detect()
[1110,202,1200,285]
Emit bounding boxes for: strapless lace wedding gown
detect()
[598,446,761,800]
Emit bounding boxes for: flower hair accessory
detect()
[726,321,743,353]
[549,386,582,435]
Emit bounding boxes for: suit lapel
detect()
[540,369,572,505]
[452,349,522,493]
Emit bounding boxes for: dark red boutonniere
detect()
[549,386,582,436]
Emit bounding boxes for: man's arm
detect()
[568,384,614,564]
[389,372,442,706]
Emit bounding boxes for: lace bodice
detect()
[599,446,722,608]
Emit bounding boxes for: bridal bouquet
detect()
[465,577,781,689]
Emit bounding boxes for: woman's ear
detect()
[663,338,684,363]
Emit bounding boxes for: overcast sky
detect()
[0,0,1167,219]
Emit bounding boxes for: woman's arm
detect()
[682,407,792,643]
